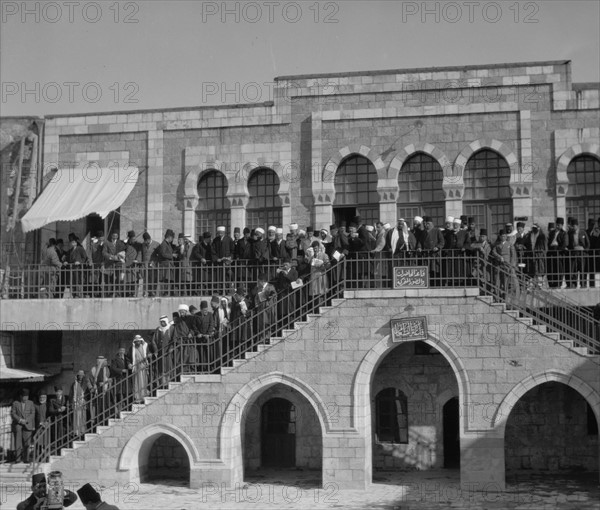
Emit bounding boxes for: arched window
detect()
[333,155,379,226]
[247,168,283,230]
[566,155,600,226]
[463,149,512,239]
[196,171,230,238]
[397,153,445,225]
[375,388,408,444]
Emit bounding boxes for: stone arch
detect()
[492,370,600,433]
[353,331,470,483]
[183,160,226,201]
[322,144,386,185]
[219,372,331,486]
[388,142,453,182]
[118,423,200,482]
[555,142,600,197]
[455,139,519,179]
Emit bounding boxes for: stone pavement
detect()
[1,469,599,509]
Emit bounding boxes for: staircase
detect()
[14,256,599,483]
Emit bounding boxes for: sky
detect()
[1,0,599,116]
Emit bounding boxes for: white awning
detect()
[21,164,139,233]
[0,367,52,382]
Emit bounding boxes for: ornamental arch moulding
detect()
[454,139,520,194]
[317,144,386,203]
[555,142,600,198]
[388,142,456,200]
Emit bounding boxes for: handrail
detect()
[30,260,346,470]
[473,254,600,354]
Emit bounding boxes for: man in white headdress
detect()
[90,355,111,426]
[131,335,150,404]
[151,315,174,388]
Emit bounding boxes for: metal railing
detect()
[2,249,599,300]
[472,254,600,354]
[29,261,345,470]
[17,251,600,470]
[0,260,300,300]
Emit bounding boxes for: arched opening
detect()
[371,341,460,476]
[247,168,283,231]
[566,155,600,226]
[397,153,445,226]
[463,149,512,242]
[333,155,379,227]
[138,433,191,486]
[242,383,322,487]
[196,170,230,238]
[504,382,599,483]
[443,397,460,468]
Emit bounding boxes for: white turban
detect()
[268,226,276,232]
[178,304,189,312]
[289,223,298,230]
[414,216,423,224]
[276,228,283,234]
[255,227,265,235]
[445,216,454,223]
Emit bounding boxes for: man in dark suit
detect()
[418,216,445,286]
[110,348,133,410]
[11,388,36,463]
[48,385,69,448]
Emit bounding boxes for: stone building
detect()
[0,59,598,492]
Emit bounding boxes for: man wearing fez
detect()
[157,229,175,297]
[140,231,160,297]
[11,388,36,463]
[417,216,445,286]
[253,228,270,267]
[102,230,126,297]
[110,347,133,411]
[77,483,120,510]
[90,230,106,297]
[48,385,69,446]
[17,473,77,510]
[191,232,214,294]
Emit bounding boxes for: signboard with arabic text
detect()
[393,266,429,289]
[391,317,428,342]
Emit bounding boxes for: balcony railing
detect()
[0,252,596,471]
[1,250,599,300]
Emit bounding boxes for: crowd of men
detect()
[37,214,600,299]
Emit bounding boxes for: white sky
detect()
[1,0,599,116]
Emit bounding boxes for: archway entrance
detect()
[261,398,296,467]
[242,383,322,486]
[140,433,191,486]
[371,341,460,475]
[504,381,599,480]
[443,397,460,468]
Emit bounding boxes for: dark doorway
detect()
[261,398,296,467]
[443,397,460,468]
[333,207,357,228]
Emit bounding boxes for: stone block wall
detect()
[505,382,598,471]
[47,289,600,491]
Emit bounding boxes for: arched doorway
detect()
[443,397,460,468]
[139,433,191,486]
[371,341,460,474]
[242,383,322,481]
[261,398,296,467]
[566,155,600,225]
[504,382,599,480]
[246,168,283,230]
[333,155,379,227]
[397,153,445,226]
[463,149,512,242]
[196,170,230,238]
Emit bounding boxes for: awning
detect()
[20,165,139,233]
[0,367,53,382]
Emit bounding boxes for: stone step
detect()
[220,366,234,375]
[572,346,591,355]
[84,433,99,441]
[244,351,260,360]
[144,396,159,403]
[232,359,245,368]
[282,329,297,336]
[293,322,309,329]
[545,332,561,341]
[517,317,533,326]
[0,463,33,475]
[72,441,87,450]
[558,340,574,348]
[131,404,145,412]
[156,390,169,397]
[330,298,346,306]
[96,425,111,434]
[504,310,520,318]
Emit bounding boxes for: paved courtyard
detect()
[2,469,599,510]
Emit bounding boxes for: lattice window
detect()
[196,170,231,238]
[247,168,283,231]
[566,155,600,227]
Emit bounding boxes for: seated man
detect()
[18,472,77,510]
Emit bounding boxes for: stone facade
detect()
[24,59,598,247]
[45,289,600,491]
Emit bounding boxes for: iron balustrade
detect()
[6,252,598,470]
[27,262,345,470]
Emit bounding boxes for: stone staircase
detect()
[478,295,597,357]
[14,289,600,487]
